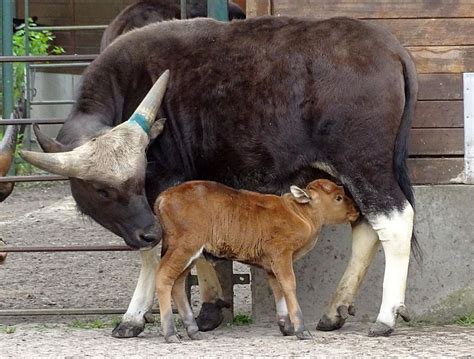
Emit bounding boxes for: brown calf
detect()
[154,179,359,342]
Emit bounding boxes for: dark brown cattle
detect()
[155,179,359,342]
[21,16,418,337]
[0,124,18,263]
[100,0,245,51]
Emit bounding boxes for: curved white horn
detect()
[0,124,18,154]
[0,125,18,176]
[19,150,82,178]
[127,69,170,133]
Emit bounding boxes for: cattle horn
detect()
[33,124,69,153]
[0,124,18,176]
[19,149,81,178]
[127,69,170,133]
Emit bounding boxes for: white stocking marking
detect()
[122,245,160,325]
[368,202,414,327]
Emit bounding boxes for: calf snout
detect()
[345,198,360,222]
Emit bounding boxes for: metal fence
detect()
[0,0,248,318]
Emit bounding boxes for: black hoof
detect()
[195,300,230,332]
[144,311,155,324]
[316,305,355,331]
[165,334,181,344]
[188,331,207,340]
[397,305,411,322]
[112,322,145,338]
[368,321,394,337]
[296,329,313,340]
[278,318,295,336]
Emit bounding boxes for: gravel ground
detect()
[0,321,473,357]
[1,183,473,357]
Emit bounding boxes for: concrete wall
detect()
[29,71,81,146]
[251,185,474,324]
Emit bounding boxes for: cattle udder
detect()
[154,179,359,342]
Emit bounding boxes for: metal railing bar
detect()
[30,100,76,105]
[30,62,90,68]
[0,245,132,253]
[29,25,108,32]
[0,175,67,182]
[0,118,66,125]
[0,308,169,317]
[0,55,97,63]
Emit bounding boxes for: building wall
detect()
[15,0,135,55]
[247,0,474,185]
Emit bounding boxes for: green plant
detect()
[456,312,474,326]
[233,313,253,326]
[0,325,17,334]
[11,19,65,102]
[13,132,34,175]
[69,319,108,329]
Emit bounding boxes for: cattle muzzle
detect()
[123,223,162,250]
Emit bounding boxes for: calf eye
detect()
[335,195,343,202]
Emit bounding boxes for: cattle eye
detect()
[335,195,343,202]
[96,189,109,199]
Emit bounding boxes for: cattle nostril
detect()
[140,233,158,243]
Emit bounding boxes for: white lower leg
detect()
[370,203,413,327]
[122,246,160,324]
[276,297,289,318]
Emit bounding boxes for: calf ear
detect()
[315,179,339,194]
[290,185,311,204]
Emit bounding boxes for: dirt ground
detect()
[1,183,473,357]
[0,320,473,357]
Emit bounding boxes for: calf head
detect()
[0,124,18,202]
[290,179,359,224]
[20,70,170,249]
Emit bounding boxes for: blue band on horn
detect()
[128,113,150,133]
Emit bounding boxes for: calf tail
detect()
[394,50,422,264]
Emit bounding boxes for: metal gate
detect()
[0,0,249,319]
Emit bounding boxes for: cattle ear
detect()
[290,185,311,204]
[149,118,166,141]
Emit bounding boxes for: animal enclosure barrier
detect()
[0,0,247,320]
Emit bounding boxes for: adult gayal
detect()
[100,0,245,50]
[21,16,419,338]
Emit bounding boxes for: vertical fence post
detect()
[464,73,474,184]
[180,0,187,20]
[207,0,233,324]
[207,0,229,21]
[23,0,32,150]
[2,0,14,120]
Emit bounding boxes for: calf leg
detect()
[368,203,413,336]
[172,268,203,340]
[112,246,159,338]
[156,250,190,343]
[317,219,379,331]
[195,258,229,331]
[272,254,311,340]
[267,273,294,336]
